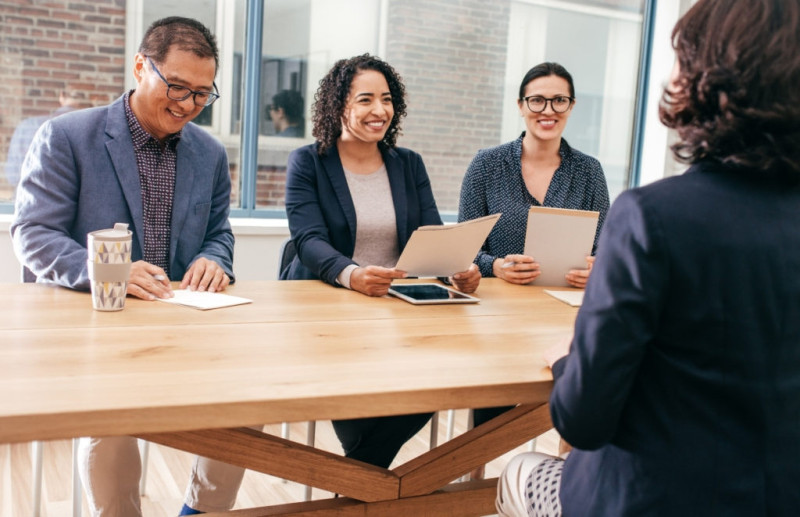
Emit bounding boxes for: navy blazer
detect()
[11,95,234,289]
[282,143,441,285]
[550,161,800,515]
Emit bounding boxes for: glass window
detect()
[502,0,645,201]
[0,0,646,214]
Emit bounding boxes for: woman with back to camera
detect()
[458,62,610,290]
[496,0,800,515]
[459,63,610,433]
[282,53,481,467]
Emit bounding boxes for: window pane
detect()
[388,0,644,212]
[1,0,646,214]
[253,0,381,209]
[250,0,645,212]
[0,1,127,204]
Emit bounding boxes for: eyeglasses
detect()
[523,95,574,113]
[146,56,220,107]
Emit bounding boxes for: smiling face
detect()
[340,69,394,146]
[130,47,216,141]
[518,74,574,144]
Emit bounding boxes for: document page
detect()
[524,206,598,287]
[157,290,253,310]
[544,289,584,307]
[395,213,501,277]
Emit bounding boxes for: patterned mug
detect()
[87,223,132,311]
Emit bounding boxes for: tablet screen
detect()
[388,283,479,304]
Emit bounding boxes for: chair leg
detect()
[72,438,82,517]
[461,409,476,482]
[445,409,456,441]
[278,423,291,484]
[32,441,43,517]
[303,421,316,501]
[429,411,439,449]
[138,440,150,496]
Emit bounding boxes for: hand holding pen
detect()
[494,254,541,285]
[126,261,174,300]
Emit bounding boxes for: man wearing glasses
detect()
[11,16,236,516]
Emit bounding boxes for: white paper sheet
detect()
[395,214,501,277]
[544,289,584,307]
[524,206,598,287]
[156,290,253,310]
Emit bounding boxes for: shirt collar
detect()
[123,90,182,151]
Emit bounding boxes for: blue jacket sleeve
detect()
[11,120,92,289]
[549,189,668,449]
[285,147,356,285]
[189,146,235,282]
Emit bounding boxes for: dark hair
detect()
[659,0,800,179]
[311,54,407,155]
[139,16,219,72]
[518,62,575,100]
[272,90,305,125]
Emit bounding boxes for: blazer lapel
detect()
[322,145,358,245]
[383,147,408,245]
[171,134,195,264]
[105,98,145,253]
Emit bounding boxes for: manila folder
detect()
[524,206,598,287]
[395,213,501,277]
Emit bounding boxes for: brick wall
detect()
[0,0,126,199]
[385,0,511,213]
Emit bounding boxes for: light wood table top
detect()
[0,278,579,515]
[0,279,577,444]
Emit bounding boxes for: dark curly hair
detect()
[311,54,407,155]
[659,0,800,180]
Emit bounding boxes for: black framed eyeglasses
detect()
[146,56,220,107]
[523,95,574,113]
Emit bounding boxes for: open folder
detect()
[524,206,599,287]
[395,213,501,277]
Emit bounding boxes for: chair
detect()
[277,237,296,280]
[24,265,150,516]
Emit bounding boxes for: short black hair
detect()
[272,90,305,124]
[139,16,219,72]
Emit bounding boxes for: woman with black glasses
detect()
[457,62,609,290]
[457,62,610,438]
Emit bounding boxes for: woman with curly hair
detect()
[282,54,480,467]
[496,0,800,515]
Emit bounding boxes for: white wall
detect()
[0,215,290,284]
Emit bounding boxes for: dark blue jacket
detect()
[551,161,800,516]
[281,143,441,284]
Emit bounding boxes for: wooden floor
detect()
[1,410,560,517]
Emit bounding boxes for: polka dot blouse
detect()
[458,134,610,277]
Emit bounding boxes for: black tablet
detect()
[388,283,480,305]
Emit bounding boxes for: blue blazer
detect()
[11,95,234,289]
[550,161,800,515]
[282,143,442,285]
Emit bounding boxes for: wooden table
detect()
[0,279,578,516]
